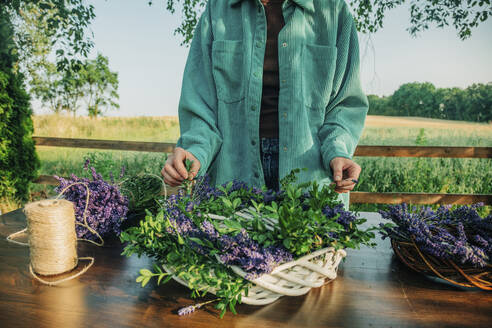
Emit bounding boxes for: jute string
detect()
[6,182,104,285]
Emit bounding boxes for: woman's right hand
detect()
[161,147,201,187]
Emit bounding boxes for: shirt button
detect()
[251,140,256,146]
[283,146,288,152]
[283,113,287,119]
[281,79,286,84]
[282,42,287,47]
[253,72,260,78]
[254,172,260,178]
[256,41,262,48]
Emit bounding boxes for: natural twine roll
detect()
[25,199,78,275]
[6,182,104,285]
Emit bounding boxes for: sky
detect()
[34,0,492,116]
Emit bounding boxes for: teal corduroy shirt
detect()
[175,0,369,210]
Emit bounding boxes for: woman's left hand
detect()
[329,157,361,193]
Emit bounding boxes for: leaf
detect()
[221,197,233,208]
[139,269,152,277]
[188,237,205,246]
[229,301,237,315]
[220,308,227,319]
[141,276,151,287]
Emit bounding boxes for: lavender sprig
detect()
[177,299,218,316]
[379,203,491,267]
[54,165,129,240]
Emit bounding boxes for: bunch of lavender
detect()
[161,190,293,279]
[379,203,492,268]
[54,165,129,241]
[121,167,378,317]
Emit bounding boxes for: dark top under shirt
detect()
[259,0,285,138]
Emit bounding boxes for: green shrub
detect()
[0,7,40,210]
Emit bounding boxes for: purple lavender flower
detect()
[55,165,129,241]
[162,185,293,279]
[379,203,491,268]
[178,304,197,316]
[83,158,90,170]
[119,165,126,179]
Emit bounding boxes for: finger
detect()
[335,187,351,193]
[345,164,362,181]
[164,163,184,182]
[161,155,173,176]
[173,149,188,179]
[335,185,354,192]
[331,159,344,182]
[188,157,201,180]
[162,171,180,186]
[336,178,358,188]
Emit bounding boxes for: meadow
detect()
[31,114,492,214]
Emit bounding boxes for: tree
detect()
[0,0,95,210]
[80,54,119,117]
[0,6,40,211]
[464,82,492,122]
[148,0,492,45]
[6,0,96,73]
[389,82,438,117]
[367,94,391,115]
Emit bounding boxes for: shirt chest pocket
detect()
[302,43,338,111]
[211,40,245,104]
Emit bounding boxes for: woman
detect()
[161,0,368,210]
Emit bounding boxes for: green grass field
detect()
[31,114,492,215]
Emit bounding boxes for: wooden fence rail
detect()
[33,136,492,158]
[32,137,492,205]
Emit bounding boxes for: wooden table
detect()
[0,210,490,328]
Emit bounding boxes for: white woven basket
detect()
[162,209,347,305]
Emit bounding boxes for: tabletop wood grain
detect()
[0,209,490,328]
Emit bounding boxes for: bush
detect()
[0,7,39,212]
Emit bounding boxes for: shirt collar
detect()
[229,0,314,12]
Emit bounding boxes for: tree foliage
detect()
[367,81,492,122]
[11,2,118,116]
[0,6,40,210]
[5,0,96,72]
[148,0,492,45]
[0,0,96,209]
[80,54,120,117]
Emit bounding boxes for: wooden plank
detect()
[350,191,492,205]
[33,175,59,185]
[33,175,181,195]
[353,145,492,158]
[33,175,491,205]
[32,137,492,158]
[33,136,175,153]
[0,210,490,327]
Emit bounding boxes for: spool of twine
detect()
[6,182,104,285]
[25,199,78,275]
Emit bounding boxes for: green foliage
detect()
[80,54,119,117]
[6,0,96,73]
[148,0,492,45]
[0,6,40,205]
[7,1,114,117]
[368,82,492,122]
[348,0,491,40]
[120,167,378,317]
[120,210,251,318]
[120,173,164,217]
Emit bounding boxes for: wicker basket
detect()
[162,209,347,305]
[391,239,492,290]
